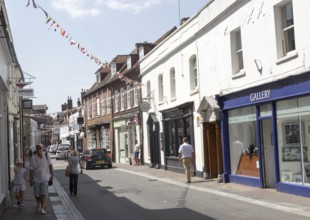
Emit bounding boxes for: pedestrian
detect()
[12,158,27,208]
[134,140,140,166]
[29,144,53,215]
[178,137,194,183]
[67,150,83,196]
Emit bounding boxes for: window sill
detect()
[158,101,164,106]
[276,51,298,65]
[190,88,199,96]
[232,69,246,79]
[170,97,176,102]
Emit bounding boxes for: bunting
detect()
[26,0,106,66]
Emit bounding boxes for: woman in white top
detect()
[68,150,83,196]
[13,158,27,208]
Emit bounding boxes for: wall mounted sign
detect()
[250,89,271,102]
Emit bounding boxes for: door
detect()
[260,119,276,188]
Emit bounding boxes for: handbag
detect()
[65,164,70,177]
[48,179,53,186]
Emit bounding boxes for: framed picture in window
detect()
[304,163,310,183]
[293,174,302,183]
[282,146,307,162]
[283,122,304,145]
[281,171,292,182]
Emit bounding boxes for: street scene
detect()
[3,154,310,220]
[1,0,310,219]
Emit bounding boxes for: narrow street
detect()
[52,156,310,220]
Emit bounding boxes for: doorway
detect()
[260,119,276,188]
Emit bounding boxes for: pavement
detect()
[2,163,310,219]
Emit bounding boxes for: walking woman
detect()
[68,150,83,196]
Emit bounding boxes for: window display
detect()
[276,96,310,184]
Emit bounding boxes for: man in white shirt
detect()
[29,144,53,215]
[178,137,194,183]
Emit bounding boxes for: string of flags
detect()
[26,0,106,66]
[25,0,143,87]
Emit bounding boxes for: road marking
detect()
[116,168,310,218]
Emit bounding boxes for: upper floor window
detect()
[189,55,198,91]
[158,74,164,102]
[127,56,131,70]
[134,83,139,107]
[170,68,176,99]
[120,88,125,111]
[114,90,119,113]
[107,92,111,114]
[127,85,131,109]
[92,98,96,117]
[96,97,100,117]
[230,28,244,75]
[147,81,151,97]
[88,101,91,119]
[101,94,106,116]
[96,73,100,84]
[111,63,116,76]
[139,46,144,60]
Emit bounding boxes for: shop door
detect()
[260,119,276,188]
[203,123,218,178]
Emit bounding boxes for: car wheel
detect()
[108,163,112,168]
[85,162,90,170]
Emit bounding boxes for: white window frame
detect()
[127,85,131,110]
[96,97,100,117]
[114,90,119,113]
[101,94,106,116]
[111,63,116,76]
[158,74,164,103]
[107,92,111,114]
[230,28,244,76]
[170,67,176,100]
[134,83,138,107]
[127,56,131,70]
[189,55,198,91]
[139,46,144,60]
[120,88,125,111]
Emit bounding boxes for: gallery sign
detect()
[250,89,271,102]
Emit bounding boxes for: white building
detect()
[141,0,310,197]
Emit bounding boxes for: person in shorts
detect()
[29,144,53,215]
[12,158,27,208]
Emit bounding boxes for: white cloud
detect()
[51,0,176,18]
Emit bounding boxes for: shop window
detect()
[228,106,257,177]
[276,96,310,185]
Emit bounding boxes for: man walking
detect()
[178,137,194,183]
[29,144,53,214]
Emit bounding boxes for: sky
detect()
[6,0,208,114]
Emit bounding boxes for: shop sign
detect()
[250,89,271,102]
[18,88,34,97]
[167,109,184,118]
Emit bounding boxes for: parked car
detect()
[56,144,71,160]
[50,144,58,154]
[81,148,112,169]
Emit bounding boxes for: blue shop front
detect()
[218,73,310,197]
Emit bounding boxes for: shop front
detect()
[161,102,195,174]
[219,73,310,197]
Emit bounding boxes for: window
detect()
[102,128,110,149]
[88,101,91,119]
[107,92,111,114]
[170,68,176,99]
[228,106,257,177]
[111,63,116,76]
[96,97,100,117]
[276,96,310,185]
[101,94,106,115]
[147,81,151,97]
[114,90,119,113]
[127,85,131,109]
[134,83,139,107]
[158,74,164,102]
[230,28,244,75]
[281,2,295,55]
[127,56,131,69]
[120,88,125,111]
[189,55,198,91]
[92,98,96,118]
[275,1,295,59]
[139,46,144,60]
[96,73,100,84]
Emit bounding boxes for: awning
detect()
[197,96,220,122]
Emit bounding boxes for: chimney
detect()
[68,96,73,109]
[61,103,68,112]
[77,98,81,107]
[180,17,189,25]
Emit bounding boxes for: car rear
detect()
[81,148,112,169]
[56,145,71,160]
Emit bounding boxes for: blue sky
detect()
[6,0,208,113]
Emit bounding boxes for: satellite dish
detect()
[140,101,151,112]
